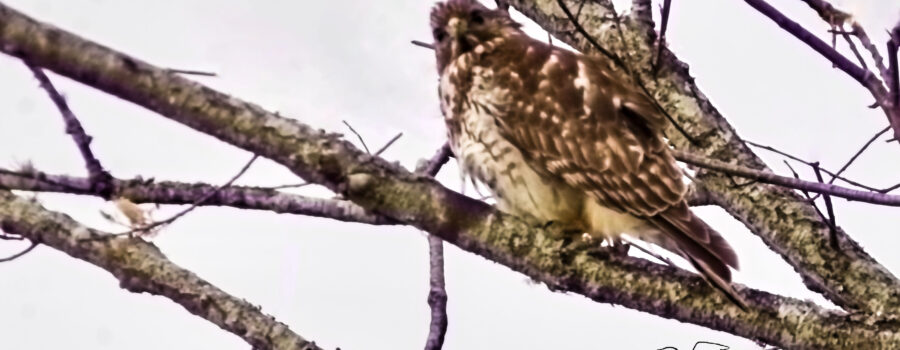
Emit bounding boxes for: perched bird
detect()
[430,0,744,306]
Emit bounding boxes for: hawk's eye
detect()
[470,10,484,24]
[433,28,448,42]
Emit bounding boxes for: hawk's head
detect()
[430,0,521,72]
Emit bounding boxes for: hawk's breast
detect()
[439,58,584,226]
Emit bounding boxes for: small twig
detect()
[745,140,881,192]
[556,0,622,67]
[782,161,831,225]
[424,235,448,350]
[417,143,452,350]
[812,162,839,249]
[652,0,672,76]
[625,239,676,267]
[374,132,403,156]
[827,126,890,185]
[117,154,259,236]
[842,22,891,86]
[744,0,872,87]
[888,21,900,106]
[673,149,900,206]
[165,68,218,77]
[417,143,452,176]
[260,182,313,190]
[342,120,371,154]
[575,0,587,22]
[25,63,114,198]
[411,40,435,50]
[840,30,868,71]
[0,241,38,263]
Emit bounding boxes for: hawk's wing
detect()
[487,38,684,218]
[483,36,742,305]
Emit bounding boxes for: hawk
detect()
[430,0,744,306]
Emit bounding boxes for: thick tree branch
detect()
[1,2,899,346]
[0,190,322,350]
[503,0,900,313]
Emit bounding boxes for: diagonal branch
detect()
[25,63,114,198]
[119,154,258,235]
[0,190,322,350]
[744,0,900,142]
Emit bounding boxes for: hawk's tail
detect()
[649,202,747,309]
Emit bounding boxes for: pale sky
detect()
[1,0,899,349]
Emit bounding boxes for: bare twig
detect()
[782,161,831,227]
[812,162,839,249]
[119,154,259,236]
[424,235,448,350]
[889,21,900,106]
[745,140,883,193]
[0,241,38,262]
[652,0,673,76]
[743,0,871,87]
[25,63,114,198]
[374,132,403,156]
[416,143,452,350]
[827,126,890,185]
[342,120,371,154]
[260,182,313,190]
[555,0,622,66]
[165,68,217,77]
[624,239,676,267]
[411,40,435,50]
[840,30,868,71]
[673,149,900,206]
[418,143,453,177]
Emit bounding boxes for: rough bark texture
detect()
[0,190,321,350]
[503,0,900,314]
[1,1,899,348]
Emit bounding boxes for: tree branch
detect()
[672,149,900,206]
[25,62,114,198]
[0,169,392,225]
[504,0,900,313]
[0,190,322,350]
[745,0,900,143]
[417,143,452,350]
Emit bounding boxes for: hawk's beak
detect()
[446,17,467,39]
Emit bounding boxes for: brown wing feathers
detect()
[490,36,744,306]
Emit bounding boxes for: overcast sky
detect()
[1,0,899,349]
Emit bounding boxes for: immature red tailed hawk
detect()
[430,0,744,306]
